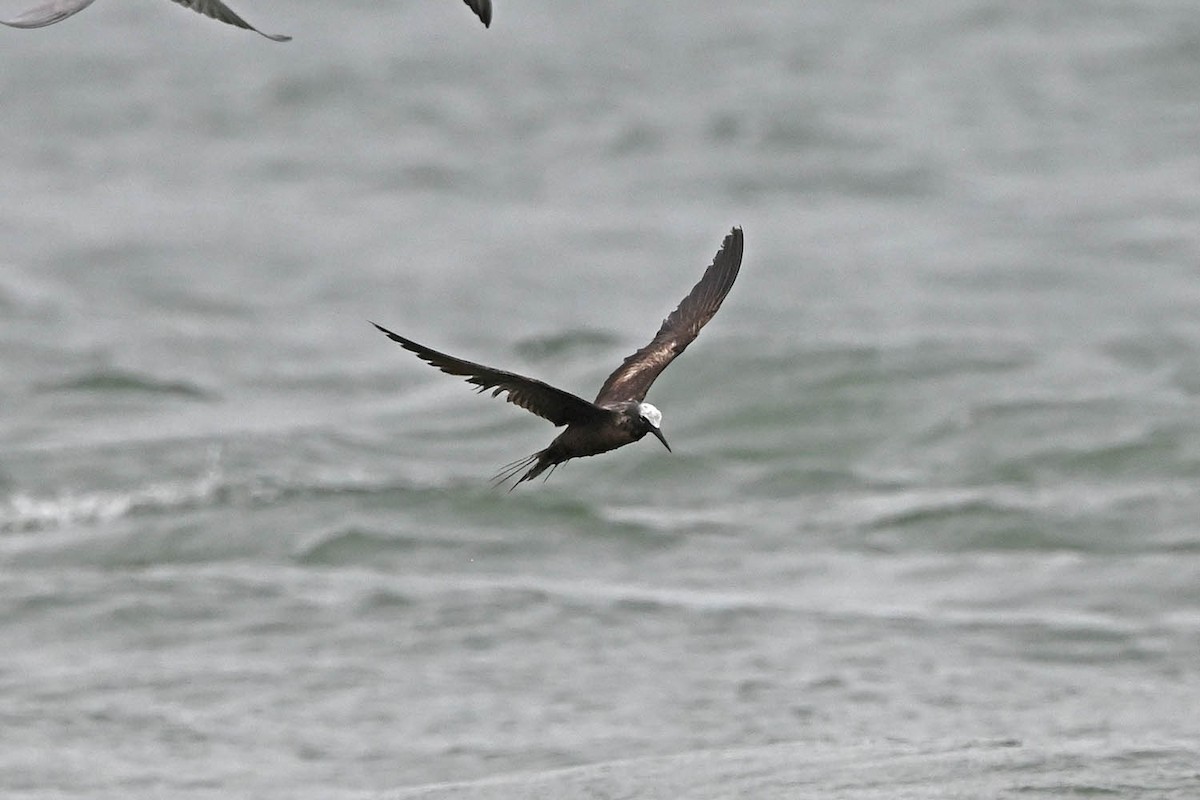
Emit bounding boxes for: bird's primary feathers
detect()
[0,0,291,40]
[1,0,490,34]
[463,0,490,27]
[374,226,744,488]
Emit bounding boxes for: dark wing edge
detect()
[175,0,292,41]
[594,226,743,405]
[372,322,606,427]
[464,0,491,27]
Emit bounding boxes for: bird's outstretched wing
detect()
[1,0,96,28]
[373,322,609,427]
[594,226,743,405]
[171,0,290,41]
[463,0,491,27]
[1,0,290,39]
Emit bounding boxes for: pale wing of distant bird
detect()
[462,0,490,27]
[594,227,743,405]
[0,0,97,27]
[1,0,291,40]
[371,323,610,428]
[170,0,289,40]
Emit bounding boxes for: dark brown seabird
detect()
[0,0,291,40]
[372,226,744,488]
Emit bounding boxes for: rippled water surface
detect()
[2,1,1200,797]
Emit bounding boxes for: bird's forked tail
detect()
[491,449,561,491]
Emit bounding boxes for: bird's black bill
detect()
[650,426,671,452]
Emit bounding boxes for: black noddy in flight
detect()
[0,0,291,40]
[372,226,743,488]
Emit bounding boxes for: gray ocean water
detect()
[3,1,1200,797]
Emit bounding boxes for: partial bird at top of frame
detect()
[1,0,492,40]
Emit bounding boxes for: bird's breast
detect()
[553,419,641,459]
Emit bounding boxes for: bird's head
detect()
[637,402,671,452]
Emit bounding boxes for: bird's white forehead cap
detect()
[638,402,663,428]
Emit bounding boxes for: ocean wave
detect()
[0,475,389,535]
[833,471,1200,552]
[295,527,430,565]
[0,473,224,534]
[0,460,466,536]
[35,369,213,400]
[390,734,1197,799]
[513,329,619,361]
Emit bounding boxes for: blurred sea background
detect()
[2,1,1200,797]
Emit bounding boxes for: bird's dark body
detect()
[549,410,642,462]
[374,227,743,488]
[510,402,654,482]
